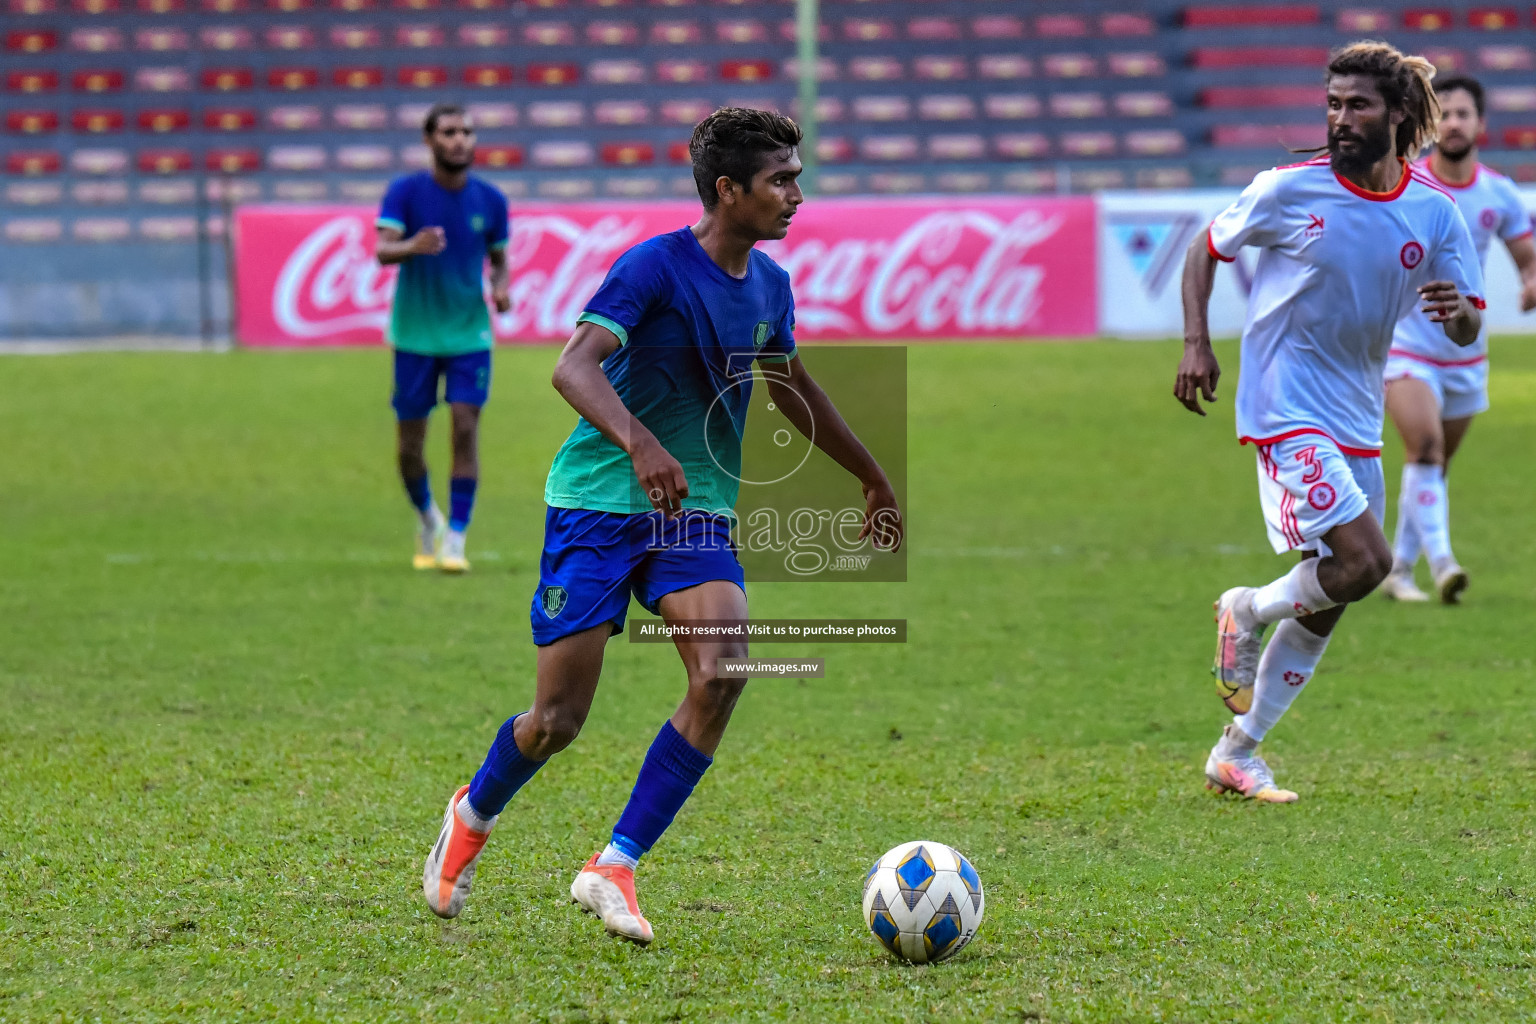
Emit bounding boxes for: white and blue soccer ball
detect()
[861,840,984,964]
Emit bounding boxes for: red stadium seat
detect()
[202,68,254,91]
[927,133,986,160]
[399,24,447,47]
[667,141,691,163]
[1049,92,1107,118]
[1125,129,1187,156]
[199,26,252,51]
[588,60,646,85]
[1468,7,1519,29]
[269,67,321,91]
[1478,45,1534,71]
[1182,5,1319,27]
[1336,7,1391,31]
[137,147,192,173]
[1504,126,1536,149]
[460,23,510,46]
[859,135,920,161]
[399,66,449,89]
[74,0,120,11]
[1099,12,1154,35]
[1115,91,1175,117]
[71,108,125,133]
[1201,85,1323,108]
[137,107,191,132]
[464,101,515,127]
[204,107,257,131]
[9,0,57,9]
[661,98,712,124]
[7,71,59,93]
[907,16,961,41]
[853,95,911,122]
[331,25,382,48]
[72,70,124,93]
[586,20,637,44]
[848,57,904,81]
[984,94,1041,119]
[139,0,185,11]
[526,63,579,85]
[1191,47,1329,68]
[333,66,385,89]
[394,0,438,9]
[464,64,514,87]
[1043,53,1099,78]
[134,27,189,51]
[269,0,311,10]
[594,100,650,126]
[475,144,524,168]
[269,104,325,130]
[1402,8,1454,30]
[913,56,968,81]
[6,110,59,134]
[917,94,977,121]
[7,30,59,52]
[1061,131,1117,157]
[993,133,1050,159]
[135,67,190,91]
[651,20,702,44]
[206,148,260,173]
[528,100,583,126]
[600,142,654,166]
[971,15,1024,39]
[656,60,709,83]
[268,145,326,171]
[1211,122,1326,148]
[531,141,595,167]
[1036,13,1089,36]
[69,27,125,50]
[720,59,772,82]
[977,55,1033,80]
[5,150,62,176]
[459,0,504,9]
[266,25,316,49]
[842,18,896,42]
[202,0,246,12]
[717,18,768,43]
[523,21,574,45]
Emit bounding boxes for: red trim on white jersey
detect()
[1207,225,1234,262]
[1508,229,1534,243]
[1274,155,1331,172]
[1419,159,1480,190]
[1334,159,1410,202]
[1388,347,1487,368]
[1240,427,1381,459]
[1407,169,1456,203]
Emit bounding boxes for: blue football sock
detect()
[610,720,713,860]
[403,473,432,514]
[448,476,478,532]
[466,714,547,818]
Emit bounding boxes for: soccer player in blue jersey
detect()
[376,102,510,573]
[422,108,904,944]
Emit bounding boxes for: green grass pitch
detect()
[3,339,1535,1022]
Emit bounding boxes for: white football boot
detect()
[438,529,470,574]
[1380,563,1430,602]
[414,507,446,570]
[571,855,654,945]
[422,785,497,918]
[1205,726,1298,804]
[1433,561,1468,605]
[1212,587,1266,714]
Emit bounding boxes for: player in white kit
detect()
[1175,42,1484,802]
[1379,75,1536,605]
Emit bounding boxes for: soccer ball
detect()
[861,840,984,964]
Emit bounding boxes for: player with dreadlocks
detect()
[1175,41,1485,802]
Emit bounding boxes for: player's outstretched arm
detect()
[487,247,511,313]
[1175,231,1222,417]
[763,356,903,552]
[551,321,690,514]
[1506,234,1536,313]
[375,225,446,266]
[1418,281,1482,347]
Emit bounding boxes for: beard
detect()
[1437,135,1474,162]
[435,152,473,172]
[1328,119,1394,176]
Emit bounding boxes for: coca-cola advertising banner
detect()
[234,197,1097,346]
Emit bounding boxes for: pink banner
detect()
[234,197,1097,346]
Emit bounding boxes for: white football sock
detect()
[1249,558,1339,625]
[455,793,496,833]
[594,842,639,871]
[1404,463,1454,570]
[1235,619,1331,741]
[421,504,444,530]
[1391,465,1421,569]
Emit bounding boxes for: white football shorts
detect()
[1385,352,1489,420]
[1253,432,1385,555]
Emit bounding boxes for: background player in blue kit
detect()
[422,108,904,944]
[376,102,511,573]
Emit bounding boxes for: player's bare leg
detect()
[439,402,481,573]
[572,580,749,946]
[398,417,445,569]
[423,625,608,918]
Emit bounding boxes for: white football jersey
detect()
[1209,156,1483,454]
[1391,160,1532,364]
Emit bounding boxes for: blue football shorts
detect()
[530,507,746,646]
[391,349,492,421]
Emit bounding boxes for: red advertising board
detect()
[234,197,1097,345]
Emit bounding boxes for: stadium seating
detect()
[4,0,1536,250]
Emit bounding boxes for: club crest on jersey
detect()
[1480,208,1498,230]
[471,214,486,232]
[541,585,567,618]
[1304,214,1325,238]
[752,320,771,349]
[1400,241,1424,269]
